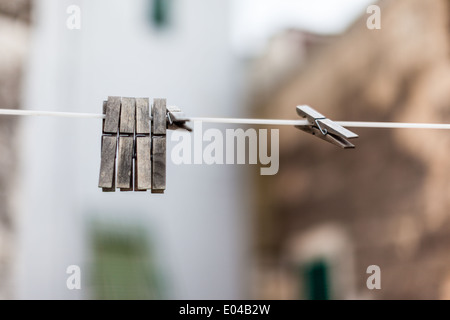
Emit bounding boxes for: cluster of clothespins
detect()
[98,96,190,193]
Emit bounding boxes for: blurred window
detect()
[150,0,170,28]
[301,259,330,300]
[90,224,162,299]
[287,225,355,300]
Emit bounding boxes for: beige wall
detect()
[0,0,31,299]
[252,0,450,299]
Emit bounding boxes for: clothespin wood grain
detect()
[135,98,152,191]
[151,98,167,194]
[99,97,121,191]
[117,98,136,191]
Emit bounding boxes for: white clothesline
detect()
[0,109,105,119]
[1,108,450,130]
[188,117,450,130]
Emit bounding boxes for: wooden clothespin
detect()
[117,97,135,191]
[98,96,121,192]
[135,98,152,192]
[151,98,167,194]
[295,105,358,148]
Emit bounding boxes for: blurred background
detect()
[0,0,449,299]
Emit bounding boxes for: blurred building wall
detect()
[252,0,450,299]
[0,0,31,299]
[17,0,248,299]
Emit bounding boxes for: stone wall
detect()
[252,0,450,299]
[0,0,31,299]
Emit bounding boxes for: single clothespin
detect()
[151,98,167,194]
[117,97,135,191]
[135,98,152,192]
[98,96,121,192]
[295,105,358,148]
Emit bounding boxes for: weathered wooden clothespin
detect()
[295,105,358,148]
[117,97,135,191]
[135,98,152,192]
[151,99,167,194]
[98,96,121,192]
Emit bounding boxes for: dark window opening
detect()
[150,0,171,28]
[301,259,331,300]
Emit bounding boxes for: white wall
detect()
[17,0,248,299]
[231,0,377,56]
